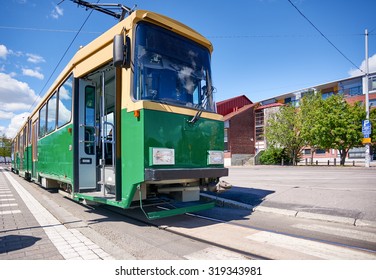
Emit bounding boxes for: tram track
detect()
[183,210,376,256]
[103,204,376,260]
[103,204,270,260]
[9,168,375,260]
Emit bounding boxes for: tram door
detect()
[78,80,97,190]
[31,120,38,179]
[78,69,117,194]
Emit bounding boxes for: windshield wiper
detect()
[188,86,215,125]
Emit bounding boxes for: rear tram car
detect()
[12,8,228,219]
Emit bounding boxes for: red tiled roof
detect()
[223,103,256,121]
[216,95,253,116]
[256,103,283,110]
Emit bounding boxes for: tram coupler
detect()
[201,180,232,193]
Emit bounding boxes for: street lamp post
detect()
[364,29,371,168]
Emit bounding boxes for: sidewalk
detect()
[207,166,376,228]
[0,166,113,260]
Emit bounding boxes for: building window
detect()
[315,149,326,155]
[371,76,376,91]
[224,128,228,151]
[304,149,311,155]
[256,127,264,141]
[338,78,362,97]
[255,111,264,126]
[322,91,334,100]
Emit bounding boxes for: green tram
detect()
[11,9,228,219]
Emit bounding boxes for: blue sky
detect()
[1,0,375,137]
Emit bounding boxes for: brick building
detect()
[217,95,256,166]
[217,72,376,166]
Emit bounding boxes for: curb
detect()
[201,193,376,228]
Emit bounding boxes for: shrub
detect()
[259,147,292,165]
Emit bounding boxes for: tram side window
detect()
[84,86,95,155]
[58,74,73,128]
[28,119,32,144]
[39,104,47,138]
[47,92,57,134]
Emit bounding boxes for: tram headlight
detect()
[150,148,175,165]
[207,150,224,165]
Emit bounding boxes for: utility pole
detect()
[364,29,371,168]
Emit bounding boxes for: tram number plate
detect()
[80,158,92,164]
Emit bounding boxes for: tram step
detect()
[144,201,215,220]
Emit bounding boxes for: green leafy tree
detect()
[0,133,12,159]
[314,94,365,165]
[265,105,304,165]
[300,92,324,163]
[370,108,376,142]
[370,108,376,158]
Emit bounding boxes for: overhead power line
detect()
[27,2,97,112]
[0,26,100,34]
[287,0,364,74]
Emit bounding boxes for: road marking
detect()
[246,231,376,259]
[293,223,376,243]
[0,210,21,215]
[0,198,15,202]
[1,168,114,260]
[0,203,18,207]
[184,246,248,260]
[0,194,13,197]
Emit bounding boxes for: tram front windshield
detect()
[133,22,215,112]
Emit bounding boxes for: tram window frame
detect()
[27,119,32,145]
[84,85,96,155]
[19,131,24,158]
[39,103,47,138]
[46,92,57,134]
[57,74,73,128]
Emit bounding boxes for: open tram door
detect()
[76,66,119,200]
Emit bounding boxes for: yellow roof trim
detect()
[129,100,223,121]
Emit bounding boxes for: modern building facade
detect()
[218,72,376,166]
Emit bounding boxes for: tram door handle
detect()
[79,124,97,154]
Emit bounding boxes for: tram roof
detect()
[25,9,213,125]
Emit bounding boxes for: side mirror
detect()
[113,34,130,68]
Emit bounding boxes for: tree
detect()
[370,108,376,159]
[0,133,12,159]
[300,92,324,164]
[265,104,304,165]
[370,108,376,142]
[314,95,365,165]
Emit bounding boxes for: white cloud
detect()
[22,68,44,80]
[0,110,15,120]
[27,53,46,64]
[0,72,40,111]
[4,112,30,138]
[348,53,376,77]
[0,45,8,59]
[51,5,64,19]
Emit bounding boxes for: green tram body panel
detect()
[144,109,224,168]
[12,108,224,218]
[120,108,225,208]
[35,124,74,184]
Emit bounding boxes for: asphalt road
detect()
[218,166,376,223]
[2,164,375,260]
